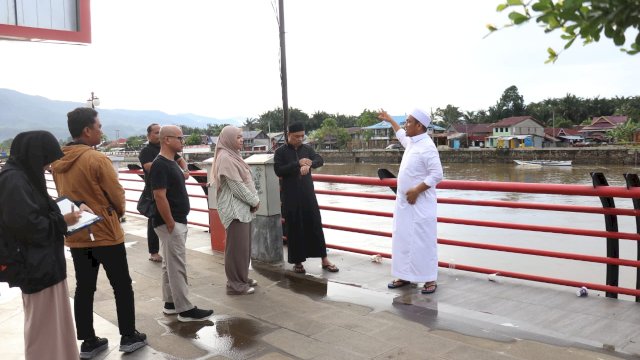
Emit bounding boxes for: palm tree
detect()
[243,118,258,130]
[463,110,476,124]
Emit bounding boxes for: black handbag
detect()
[137,188,155,218]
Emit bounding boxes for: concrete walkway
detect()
[0,216,638,359]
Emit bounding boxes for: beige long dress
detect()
[22,279,79,360]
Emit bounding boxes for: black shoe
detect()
[178,307,214,322]
[79,336,108,359]
[119,330,147,353]
[163,302,177,315]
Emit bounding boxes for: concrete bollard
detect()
[245,154,284,264]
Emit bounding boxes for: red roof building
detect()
[544,128,580,138]
[579,116,628,141]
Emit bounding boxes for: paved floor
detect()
[0,216,638,359]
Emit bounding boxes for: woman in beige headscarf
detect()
[211,126,260,295]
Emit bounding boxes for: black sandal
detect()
[293,264,306,274]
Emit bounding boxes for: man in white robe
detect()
[379,109,443,294]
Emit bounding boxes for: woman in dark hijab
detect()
[0,131,82,359]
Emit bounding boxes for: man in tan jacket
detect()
[52,107,147,359]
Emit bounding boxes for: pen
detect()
[71,204,75,213]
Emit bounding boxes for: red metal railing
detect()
[45,170,211,228]
[43,168,640,298]
[118,169,210,227]
[312,174,640,298]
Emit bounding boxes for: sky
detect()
[1,0,638,122]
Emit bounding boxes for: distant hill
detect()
[0,89,237,141]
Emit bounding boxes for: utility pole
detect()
[552,110,555,145]
[278,0,290,141]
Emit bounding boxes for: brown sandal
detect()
[388,279,411,289]
[149,254,163,262]
[293,264,306,273]
[421,282,437,294]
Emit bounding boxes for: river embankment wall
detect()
[117,147,640,166]
[317,147,640,166]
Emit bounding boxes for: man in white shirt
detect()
[379,109,443,294]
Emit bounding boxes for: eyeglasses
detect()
[166,135,185,143]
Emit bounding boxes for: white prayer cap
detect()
[410,108,431,128]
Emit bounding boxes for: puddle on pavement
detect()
[325,282,397,313]
[250,261,599,351]
[277,274,329,298]
[160,315,266,359]
[253,262,397,312]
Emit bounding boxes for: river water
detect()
[317,163,640,298]
[120,162,640,299]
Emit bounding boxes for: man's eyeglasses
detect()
[166,135,185,143]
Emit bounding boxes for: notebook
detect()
[56,197,103,235]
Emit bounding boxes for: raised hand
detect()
[378,109,392,122]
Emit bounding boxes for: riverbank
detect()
[117,146,640,166]
[317,147,640,165]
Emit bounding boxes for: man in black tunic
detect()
[274,122,339,274]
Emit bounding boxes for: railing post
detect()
[591,172,619,299]
[207,168,227,253]
[623,173,640,302]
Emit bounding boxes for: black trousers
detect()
[71,243,136,339]
[147,217,159,254]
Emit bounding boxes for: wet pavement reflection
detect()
[249,262,613,354]
[158,315,271,359]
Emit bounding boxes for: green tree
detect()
[554,118,574,129]
[489,0,640,63]
[1,138,13,152]
[462,110,476,123]
[489,85,526,121]
[206,123,231,136]
[242,118,258,130]
[435,105,464,125]
[185,133,203,146]
[126,135,146,150]
[616,96,640,122]
[608,120,639,143]
[308,111,330,131]
[310,118,350,149]
[180,125,203,136]
[257,107,309,133]
[335,114,358,128]
[356,109,380,127]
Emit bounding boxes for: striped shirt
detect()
[216,176,260,229]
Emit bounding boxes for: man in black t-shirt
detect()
[138,123,189,262]
[149,125,213,322]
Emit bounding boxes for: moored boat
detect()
[514,160,572,167]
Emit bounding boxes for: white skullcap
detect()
[410,108,431,128]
